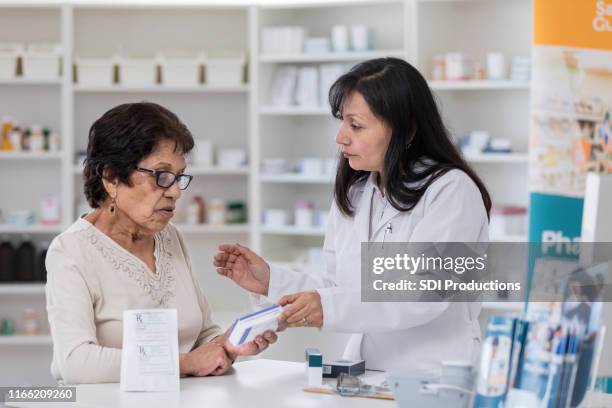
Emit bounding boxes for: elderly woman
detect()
[45,102,276,384]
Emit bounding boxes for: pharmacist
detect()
[214,58,489,371]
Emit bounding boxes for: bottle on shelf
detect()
[29,125,44,152]
[15,235,35,282]
[8,126,23,151]
[186,196,205,225]
[0,237,15,282]
[1,117,14,151]
[21,309,39,336]
[1,318,15,336]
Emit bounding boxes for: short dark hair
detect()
[83,102,194,208]
[329,58,491,218]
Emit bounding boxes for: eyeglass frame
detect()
[135,166,193,190]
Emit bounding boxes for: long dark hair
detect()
[329,57,491,218]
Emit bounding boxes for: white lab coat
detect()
[261,169,489,371]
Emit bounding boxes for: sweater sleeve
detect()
[45,238,122,384]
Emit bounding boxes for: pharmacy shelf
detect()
[0,335,53,346]
[260,174,333,184]
[0,78,62,86]
[73,84,250,93]
[0,152,63,161]
[0,224,64,234]
[532,109,602,122]
[259,49,405,63]
[0,283,45,295]
[260,106,329,116]
[428,80,531,91]
[261,225,325,236]
[174,223,250,234]
[482,302,524,313]
[465,153,529,164]
[72,165,250,176]
[189,166,249,175]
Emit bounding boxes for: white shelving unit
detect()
[0,335,53,346]
[260,174,333,183]
[259,49,405,63]
[0,0,531,383]
[429,80,530,91]
[0,284,46,295]
[73,84,250,93]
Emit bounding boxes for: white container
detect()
[0,43,22,80]
[295,67,319,107]
[261,26,304,54]
[40,193,60,225]
[193,139,214,167]
[270,65,298,106]
[161,52,201,87]
[297,158,323,176]
[304,38,331,55]
[350,24,371,52]
[261,158,289,175]
[487,52,507,80]
[22,43,61,80]
[288,27,305,54]
[445,53,472,81]
[76,57,115,86]
[262,209,289,228]
[208,199,227,225]
[323,158,337,177]
[205,52,245,86]
[217,148,247,168]
[119,57,157,86]
[6,210,35,226]
[295,201,314,228]
[319,64,345,106]
[331,25,349,52]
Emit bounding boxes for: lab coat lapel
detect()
[353,174,374,243]
[372,203,401,240]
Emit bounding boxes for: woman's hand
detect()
[213,330,278,361]
[180,342,233,377]
[214,243,270,296]
[278,291,324,329]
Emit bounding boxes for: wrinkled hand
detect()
[278,291,323,329]
[214,243,270,296]
[180,342,232,377]
[214,330,278,361]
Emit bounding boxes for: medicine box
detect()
[22,43,61,80]
[323,359,366,378]
[227,304,281,346]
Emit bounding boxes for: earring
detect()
[109,197,116,216]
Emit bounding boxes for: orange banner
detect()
[534,0,612,50]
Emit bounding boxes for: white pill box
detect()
[227,304,282,346]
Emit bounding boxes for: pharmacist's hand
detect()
[214,243,270,296]
[181,342,232,377]
[277,291,323,329]
[215,331,278,361]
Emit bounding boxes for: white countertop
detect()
[6,359,612,408]
[6,359,393,408]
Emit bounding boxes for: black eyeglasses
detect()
[136,167,193,190]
